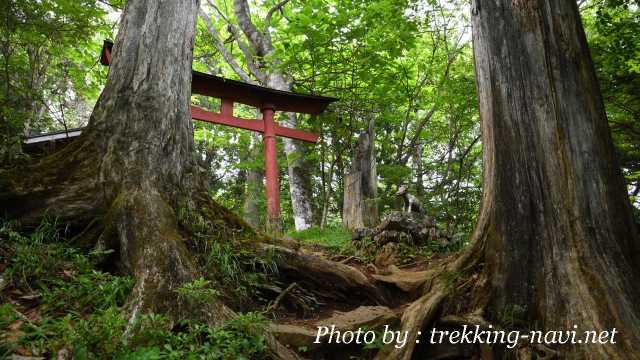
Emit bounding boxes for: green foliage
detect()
[176,277,221,305]
[203,242,278,301]
[2,218,92,290]
[42,271,134,313]
[57,308,129,358]
[176,203,279,303]
[0,0,113,162]
[582,0,640,210]
[14,309,269,359]
[0,220,268,359]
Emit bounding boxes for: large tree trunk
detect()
[471,0,640,356]
[0,0,230,324]
[343,118,378,230]
[73,0,202,321]
[376,2,640,359]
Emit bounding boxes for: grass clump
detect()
[286,226,352,252]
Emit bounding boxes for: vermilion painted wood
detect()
[274,124,319,143]
[100,39,332,228]
[100,40,337,115]
[262,107,280,225]
[190,105,319,143]
[191,105,264,133]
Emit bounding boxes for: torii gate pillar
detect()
[261,106,280,229]
[99,40,337,232]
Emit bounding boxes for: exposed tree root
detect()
[0,138,104,227]
[266,282,299,313]
[374,283,447,360]
[261,244,389,305]
[367,233,485,360]
[2,149,404,360]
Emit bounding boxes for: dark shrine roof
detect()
[100,40,337,115]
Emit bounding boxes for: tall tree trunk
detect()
[243,132,264,228]
[343,118,378,230]
[282,113,316,230]
[377,2,640,359]
[413,141,424,197]
[77,0,202,321]
[0,0,235,324]
[472,0,640,357]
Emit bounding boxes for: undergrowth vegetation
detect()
[0,219,269,359]
[177,203,281,307]
[286,225,465,265]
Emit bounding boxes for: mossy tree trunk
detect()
[378,1,640,359]
[1,0,235,324]
[471,0,640,357]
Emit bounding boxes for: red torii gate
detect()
[100,40,337,229]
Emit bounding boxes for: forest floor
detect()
[265,226,460,359]
[0,220,461,359]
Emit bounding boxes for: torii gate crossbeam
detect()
[100,40,337,229]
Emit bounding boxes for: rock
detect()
[373,230,410,246]
[317,306,398,330]
[352,211,444,248]
[351,227,374,242]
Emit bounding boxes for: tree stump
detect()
[343,118,379,229]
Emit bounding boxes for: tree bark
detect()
[76,0,203,321]
[377,2,640,359]
[343,118,378,230]
[282,113,316,230]
[243,132,264,228]
[1,0,228,323]
[470,0,640,357]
